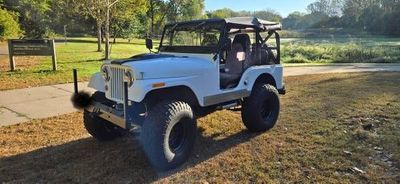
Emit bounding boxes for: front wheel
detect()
[83,110,122,141]
[241,84,280,132]
[140,100,196,171]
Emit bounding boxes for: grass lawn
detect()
[0,73,399,183]
[0,38,149,91]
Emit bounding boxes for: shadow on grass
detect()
[63,59,104,63]
[32,69,58,74]
[312,72,367,85]
[0,127,260,183]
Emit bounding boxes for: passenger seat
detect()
[220,34,251,88]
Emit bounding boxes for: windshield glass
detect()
[160,21,224,53]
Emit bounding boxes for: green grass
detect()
[0,73,399,183]
[0,38,149,90]
[281,37,400,63]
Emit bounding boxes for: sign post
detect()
[51,40,57,71]
[7,41,15,71]
[8,39,58,71]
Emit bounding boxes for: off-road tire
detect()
[140,100,196,171]
[241,84,280,132]
[83,110,122,141]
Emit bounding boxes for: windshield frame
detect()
[159,20,226,54]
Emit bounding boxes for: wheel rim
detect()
[168,120,187,153]
[260,99,273,121]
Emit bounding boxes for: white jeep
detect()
[73,17,285,171]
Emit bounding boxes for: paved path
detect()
[284,63,400,76]
[1,63,400,127]
[0,83,93,126]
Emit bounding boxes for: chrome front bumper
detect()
[73,69,132,129]
[86,101,127,129]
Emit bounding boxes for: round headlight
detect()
[124,69,134,87]
[101,65,110,81]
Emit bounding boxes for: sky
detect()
[204,0,317,17]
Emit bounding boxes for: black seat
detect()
[220,34,251,88]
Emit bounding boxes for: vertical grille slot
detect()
[107,66,126,103]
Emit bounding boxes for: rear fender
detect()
[239,65,283,91]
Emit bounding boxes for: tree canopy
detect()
[0,0,399,40]
[0,7,21,40]
[206,8,282,22]
[282,0,400,35]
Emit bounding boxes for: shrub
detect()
[0,8,22,41]
[282,41,400,63]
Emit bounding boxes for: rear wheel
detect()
[140,100,196,171]
[241,84,280,132]
[83,110,122,141]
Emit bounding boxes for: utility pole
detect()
[105,0,119,60]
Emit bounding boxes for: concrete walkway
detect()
[1,63,400,127]
[284,63,400,76]
[0,83,93,126]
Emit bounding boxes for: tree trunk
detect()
[150,0,154,38]
[105,0,110,60]
[113,27,117,43]
[97,22,103,52]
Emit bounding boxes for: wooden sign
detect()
[8,39,57,71]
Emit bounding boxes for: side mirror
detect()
[145,38,153,50]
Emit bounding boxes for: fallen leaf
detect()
[352,167,366,174]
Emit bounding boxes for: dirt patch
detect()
[0,73,399,183]
[0,56,42,72]
[0,43,41,72]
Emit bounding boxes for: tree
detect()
[104,0,146,59]
[113,17,146,41]
[178,0,205,20]
[146,0,204,37]
[4,0,51,38]
[206,8,282,22]
[383,1,400,35]
[253,10,282,22]
[109,0,147,40]
[147,0,161,37]
[72,0,107,52]
[0,8,21,40]
[111,2,147,41]
[307,0,342,17]
[206,8,235,19]
[339,0,400,35]
[47,0,93,37]
[359,4,384,33]
[282,12,306,29]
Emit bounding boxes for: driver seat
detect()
[220,34,251,88]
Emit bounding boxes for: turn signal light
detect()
[152,82,165,88]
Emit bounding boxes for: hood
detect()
[112,53,214,79]
[110,53,179,65]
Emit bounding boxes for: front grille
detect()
[107,66,126,103]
